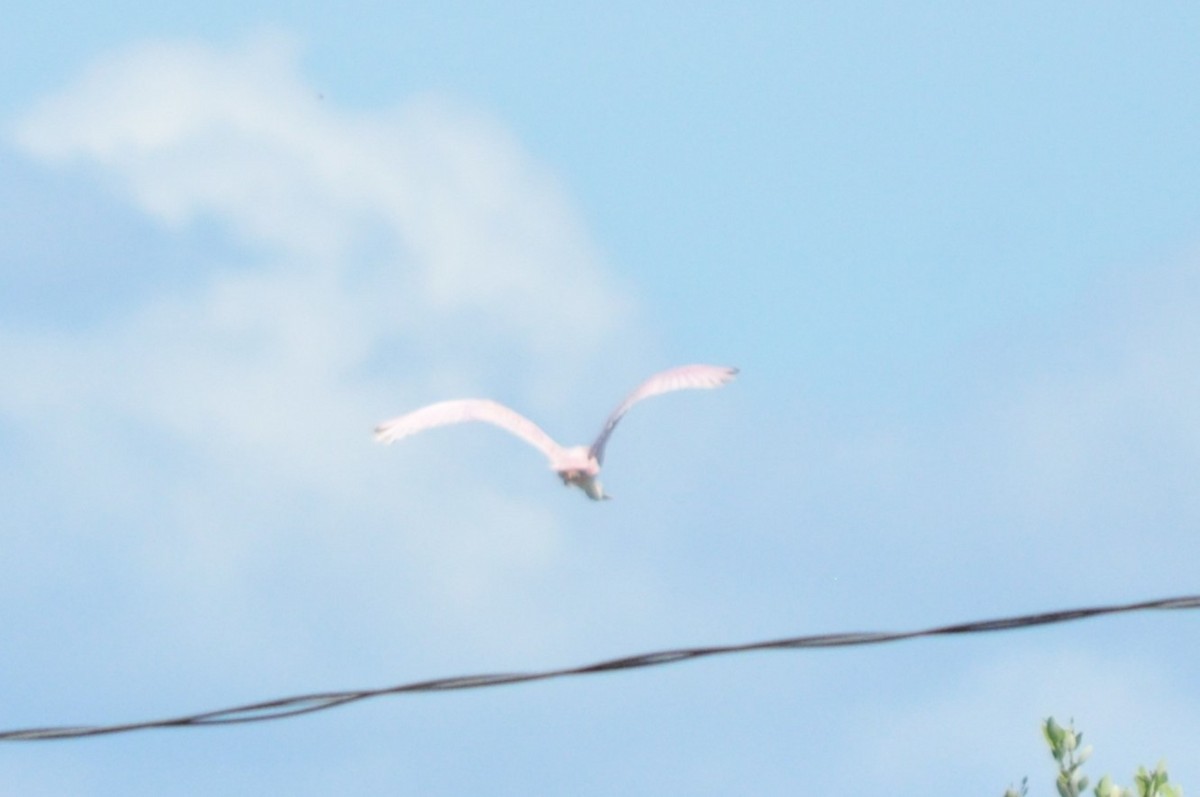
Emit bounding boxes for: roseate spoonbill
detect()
[374,364,738,500]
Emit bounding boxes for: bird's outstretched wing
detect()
[374,399,564,462]
[588,364,738,464]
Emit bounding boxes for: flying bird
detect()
[374,364,738,500]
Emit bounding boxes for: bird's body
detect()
[374,364,738,500]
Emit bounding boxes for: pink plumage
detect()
[374,364,738,500]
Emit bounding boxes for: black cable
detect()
[3,593,1197,741]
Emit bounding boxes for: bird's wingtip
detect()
[711,364,739,384]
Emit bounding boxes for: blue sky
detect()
[3,3,1200,794]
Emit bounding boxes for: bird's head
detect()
[555,446,607,500]
[558,471,609,501]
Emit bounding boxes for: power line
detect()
[3,593,1197,741]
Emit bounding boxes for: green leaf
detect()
[1045,718,1065,748]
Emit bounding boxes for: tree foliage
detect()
[1003,718,1181,797]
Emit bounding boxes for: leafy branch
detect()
[1003,718,1181,797]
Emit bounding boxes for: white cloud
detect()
[0,33,649,668]
[11,33,633,365]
